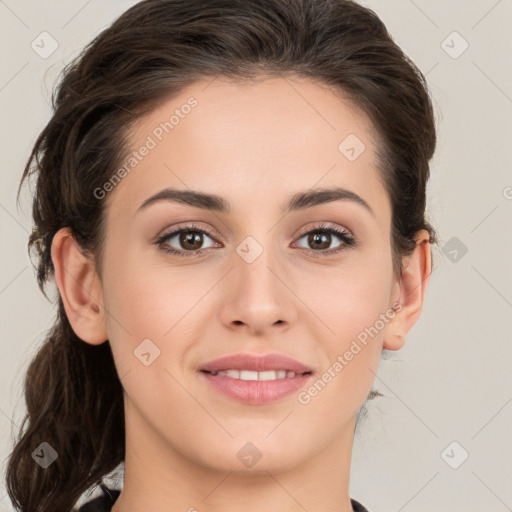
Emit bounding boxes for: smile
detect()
[200,370,313,404]
[203,369,308,380]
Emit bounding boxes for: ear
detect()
[383,229,432,351]
[51,227,108,345]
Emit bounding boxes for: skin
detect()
[51,76,431,512]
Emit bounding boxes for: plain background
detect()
[1,1,511,511]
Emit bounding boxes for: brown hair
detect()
[7,0,438,510]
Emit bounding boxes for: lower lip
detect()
[200,371,313,404]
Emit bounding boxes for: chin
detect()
[195,439,310,476]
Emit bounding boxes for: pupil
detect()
[310,232,330,250]
[181,231,202,250]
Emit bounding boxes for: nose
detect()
[219,244,297,336]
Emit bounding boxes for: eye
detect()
[293,223,356,256]
[156,222,219,258]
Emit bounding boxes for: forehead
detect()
[104,75,389,222]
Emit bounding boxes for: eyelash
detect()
[155,222,357,258]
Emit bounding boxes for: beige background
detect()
[1,1,511,511]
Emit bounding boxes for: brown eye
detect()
[294,223,356,256]
[178,230,205,250]
[306,232,332,250]
[156,223,218,257]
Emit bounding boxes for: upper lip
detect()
[200,353,314,374]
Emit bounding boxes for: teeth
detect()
[259,370,278,381]
[208,369,300,380]
[240,370,258,380]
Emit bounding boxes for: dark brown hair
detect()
[7,0,438,510]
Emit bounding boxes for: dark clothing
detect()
[75,485,120,512]
[77,483,370,511]
[351,497,370,512]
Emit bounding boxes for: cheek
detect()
[103,240,192,325]
[100,247,182,359]
[304,252,393,397]
[101,260,199,411]
[307,248,394,338]
[101,248,220,376]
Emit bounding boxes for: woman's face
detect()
[99,76,403,474]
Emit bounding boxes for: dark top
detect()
[76,483,370,511]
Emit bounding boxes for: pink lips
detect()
[199,353,313,374]
[199,353,314,404]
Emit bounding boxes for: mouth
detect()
[199,367,314,404]
[200,369,313,380]
[199,352,314,374]
[198,352,314,404]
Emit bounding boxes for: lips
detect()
[199,353,314,374]
[198,353,314,404]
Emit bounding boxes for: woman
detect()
[6,0,437,511]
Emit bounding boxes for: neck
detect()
[112,399,358,512]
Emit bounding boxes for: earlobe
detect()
[51,227,108,345]
[383,230,432,351]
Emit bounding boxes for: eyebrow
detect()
[136,186,374,216]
